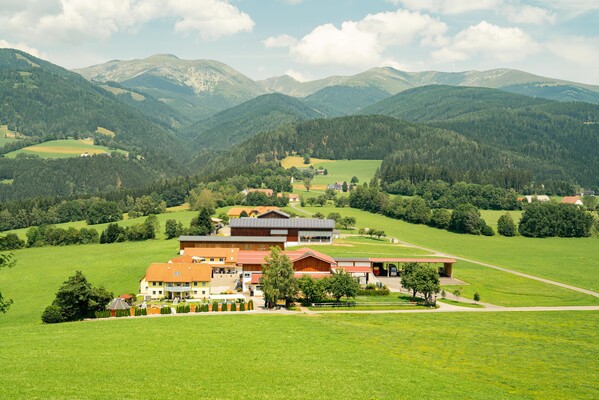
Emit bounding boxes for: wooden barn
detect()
[177,235,286,252]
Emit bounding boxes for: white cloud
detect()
[0,40,46,59]
[432,21,539,63]
[504,5,556,25]
[0,0,254,43]
[546,36,599,66]
[265,9,447,66]
[263,34,298,48]
[393,0,500,14]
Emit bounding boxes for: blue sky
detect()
[1,0,598,84]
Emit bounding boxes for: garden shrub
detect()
[42,305,66,323]
[212,302,219,312]
[240,302,246,311]
[231,302,237,312]
[221,302,228,312]
[115,309,129,317]
[248,299,254,310]
[160,306,171,315]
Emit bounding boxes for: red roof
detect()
[369,258,456,264]
[237,247,336,266]
[250,272,331,284]
[119,294,134,299]
[561,196,582,204]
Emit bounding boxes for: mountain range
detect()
[1,48,598,202]
[76,54,599,121]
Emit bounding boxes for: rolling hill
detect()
[181,93,324,150]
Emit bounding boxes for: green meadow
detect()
[299,204,599,292]
[0,312,597,399]
[4,139,127,159]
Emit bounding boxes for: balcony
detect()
[165,284,191,292]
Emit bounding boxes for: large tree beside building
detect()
[41,271,113,323]
[261,247,298,308]
[329,270,360,302]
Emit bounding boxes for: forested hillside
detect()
[0,49,185,159]
[181,93,324,149]
[360,85,550,122]
[304,85,390,117]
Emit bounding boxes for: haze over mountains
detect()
[1,48,598,201]
[76,54,599,121]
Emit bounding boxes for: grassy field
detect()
[282,156,381,193]
[299,204,599,292]
[1,206,201,239]
[0,312,597,399]
[4,139,127,159]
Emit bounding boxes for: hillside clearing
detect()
[4,139,127,159]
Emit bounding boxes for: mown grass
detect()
[299,204,599,292]
[4,139,127,159]
[437,298,485,308]
[0,312,597,399]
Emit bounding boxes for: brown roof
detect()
[227,206,280,217]
[118,293,134,299]
[237,247,336,266]
[183,247,239,262]
[561,196,582,204]
[247,188,274,196]
[145,263,212,283]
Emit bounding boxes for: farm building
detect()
[227,206,280,218]
[178,235,286,252]
[561,196,583,206]
[335,257,456,278]
[229,217,335,246]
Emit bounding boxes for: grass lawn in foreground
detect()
[0,312,597,399]
[299,204,599,292]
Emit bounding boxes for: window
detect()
[202,291,206,295]
[158,282,162,285]
[194,291,197,295]
[159,291,162,295]
[210,258,214,262]
[152,282,156,286]
[152,291,156,295]
[194,282,198,286]
[174,272,180,276]
[202,282,206,287]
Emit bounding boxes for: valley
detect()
[0,47,598,400]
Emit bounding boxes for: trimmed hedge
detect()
[248,299,254,310]
[240,302,246,311]
[221,303,228,312]
[134,308,147,316]
[95,310,110,319]
[176,304,190,314]
[231,302,237,312]
[212,302,219,312]
[357,288,391,296]
[115,309,129,318]
[160,306,171,315]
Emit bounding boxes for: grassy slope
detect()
[299,205,599,292]
[0,312,597,399]
[4,139,127,159]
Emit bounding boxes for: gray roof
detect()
[178,235,286,243]
[230,218,335,229]
[107,298,130,310]
[257,210,290,218]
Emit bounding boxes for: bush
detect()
[357,288,391,296]
[160,306,171,315]
[115,309,129,318]
[221,302,228,312]
[248,299,254,310]
[95,310,110,319]
[497,213,517,237]
[231,302,237,312]
[473,292,481,302]
[176,304,190,314]
[134,308,147,316]
[240,302,246,311]
[212,302,219,312]
[41,305,65,323]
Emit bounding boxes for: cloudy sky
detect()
[1,0,598,84]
